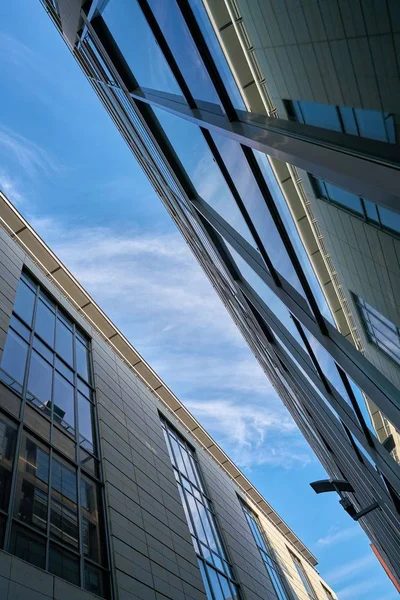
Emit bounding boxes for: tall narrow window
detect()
[289,550,318,600]
[161,418,240,600]
[241,502,291,600]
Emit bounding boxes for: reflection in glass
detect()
[27,350,52,413]
[54,372,75,435]
[14,279,35,326]
[35,299,55,347]
[103,0,183,97]
[76,339,90,383]
[10,524,46,569]
[153,108,257,248]
[56,318,73,365]
[51,458,78,549]
[290,551,318,600]
[0,328,28,389]
[85,562,106,597]
[78,394,95,454]
[0,415,17,512]
[81,476,103,563]
[15,435,49,532]
[49,544,80,585]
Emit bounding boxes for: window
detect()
[161,418,241,600]
[241,502,291,600]
[310,176,400,237]
[0,270,97,471]
[285,99,395,144]
[354,295,400,366]
[322,585,334,599]
[289,550,318,600]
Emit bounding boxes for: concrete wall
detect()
[0,226,333,599]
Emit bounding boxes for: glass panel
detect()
[378,206,400,234]
[297,101,341,131]
[76,339,90,383]
[27,350,52,414]
[339,106,358,135]
[78,394,95,454]
[77,378,91,399]
[85,562,107,597]
[14,279,35,326]
[51,458,78,549]
[384,114,396,143]
[324,183,363,214]
[52,426,75,460]
[291,553,317,599]
[53,373,75,435]
[14,435,49,532]
[80,448,99,477]
[153,108,257,247]
[33,335,54,364]
[81,476,104,563]
[198,559,213,600]
[56,318,73,365]
[1,328,28,389]
[49,544,80,586]
[354,108,388,142]
[188,0,245,109]
[10,315,30,342]
[35,299,55,347]
[364,199,379,223]
[55,358,74,384]
[148,0,222,108]
[0,415,17,512]
[103,0,183,97]
[205,563,224,600]
[10,524,46,569]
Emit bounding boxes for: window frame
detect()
[288,549,318,600]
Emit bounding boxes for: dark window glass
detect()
[103,0,183,97]
[27,350,52,414]
[378,206,400,234]
[10,524,46,569]
[355,296,400,366]
[85,562,106,596]
[78,394,95,454]
[297,101,341,131]
[0,415,17,512]
[0,328,28,389]
[14,435,49,532]
[80,448,98,477]
[50,458,78,549]
[49,544,80,585]
[14,279,35,326]
[339,106,358,135]
[324,183,363,214]
[354,108,387,142]
[53,373,75,435]
[148,0,221,108]
[81,476,104,564]
[56,318,73,365]
[76,339,90,383]
[364,199,379,223]
[35,299,55,348]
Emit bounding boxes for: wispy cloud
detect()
[0,127,60,179]
[336,577,380,599]
[29,215,311,470]
[317,524,363,548]
[324,553,375,584]
[0,172,24,206]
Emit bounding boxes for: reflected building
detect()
[39,0,400,589]
[0,190,337,598]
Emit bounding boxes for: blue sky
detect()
[0,2,397,599]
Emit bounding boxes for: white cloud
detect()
[0,127,60,178]
[324,553,376,584]
[0,172,24,206]
[29,215,311,470]
[336,577,380,599]
[317,524,363,548]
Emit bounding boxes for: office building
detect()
[0,190,336,599]
[41,0,400,586]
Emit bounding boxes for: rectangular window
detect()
[161,418,240,600]
[0,270,98,471]
[241,502,291,600]
[284,99,395,144]
[354,295,400,366]
[289,550,318,600]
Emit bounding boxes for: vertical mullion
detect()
[45,446,53,571]
[3,420,23,551]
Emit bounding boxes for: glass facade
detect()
[310,176,400,237]
[161,418,240,600]
[354,295,400,367]
[289,551,318,600]
[285,99,396,144]
[241,502,291,600]
[0,270,109,597]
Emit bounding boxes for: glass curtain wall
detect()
[161,418,240,600]
[0,270,109,598]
